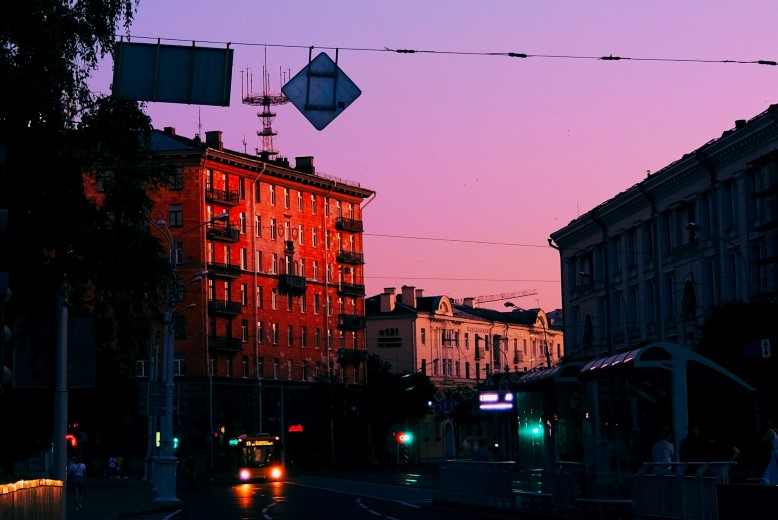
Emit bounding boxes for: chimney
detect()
[401,285,416,308]
[735,119,747,130]
[379,287,396,313]
[295,156,315,174]
[415,289,424,298]
[463,297,477,309]
[205,130,223,150]
[163,127,176,136]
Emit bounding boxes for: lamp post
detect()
[149,212,228,503]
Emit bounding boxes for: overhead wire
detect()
[118,35,777,67]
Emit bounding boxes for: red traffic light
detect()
[396,431,413,444]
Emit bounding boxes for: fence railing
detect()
[633,461,734,520]
[0,479,62,520]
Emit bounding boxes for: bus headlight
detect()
[270,466,283,480]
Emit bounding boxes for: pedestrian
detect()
[107,456,117,479]
[117,455,126,479]
[679,424,705,475]
[761,420,778,485]
[69,457,87,511]
[186,455,197,490]
[651,426,674,475]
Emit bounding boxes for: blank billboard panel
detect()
[112,41,233,106]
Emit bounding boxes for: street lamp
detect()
[506,301,551,368]
[149,212,228,503]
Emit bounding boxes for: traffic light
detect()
[396,431,414,444]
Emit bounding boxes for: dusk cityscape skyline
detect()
[89,1,778,312]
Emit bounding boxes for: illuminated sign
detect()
[288,424,304,432]
[479,391,514,411]
[245,440,274,447]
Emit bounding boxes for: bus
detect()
[229,433,284,483]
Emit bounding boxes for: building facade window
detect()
[169,204,183,227]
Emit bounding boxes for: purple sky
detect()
[90,1,778,312]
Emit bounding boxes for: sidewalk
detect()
[65,477,183,520]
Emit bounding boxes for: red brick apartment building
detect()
[86,127,375,466]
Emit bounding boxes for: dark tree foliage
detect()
[364,354,436,456]
[437,385,480,428]
[0,2,179,464]
[697,302,778,419]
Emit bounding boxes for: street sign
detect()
[281,52,361,131]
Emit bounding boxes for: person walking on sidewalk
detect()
[69,457,87,511]
[186,455,197,490]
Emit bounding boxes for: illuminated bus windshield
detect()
[240,439,279,467]
[230,434,284,482]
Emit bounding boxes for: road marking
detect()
[261,498,282,520]
[356,497,382,516]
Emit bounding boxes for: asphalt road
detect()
[162,472,507,520]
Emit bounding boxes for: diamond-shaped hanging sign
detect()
[282,52,362,131]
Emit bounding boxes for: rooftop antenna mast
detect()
[241,47,289,161]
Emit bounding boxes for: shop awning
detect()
[515,362,583,390]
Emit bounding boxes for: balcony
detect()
[208,299,241,316]
[206,222,239,243]
[337,250,364,265]
[207,261,242,278]
[338,348,368,365]
[337,282,365,297]
[279,274,307,296]
[209,335,242,353]
[205,187,240,206]
[335,217,363,233]
[337,314,366,330]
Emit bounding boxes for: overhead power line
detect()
[119,35,777,67]
[366,276,559,283]
[364,233,551,248]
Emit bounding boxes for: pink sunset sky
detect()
[89,1,778,312]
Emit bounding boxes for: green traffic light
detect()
[397,431,414,444]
